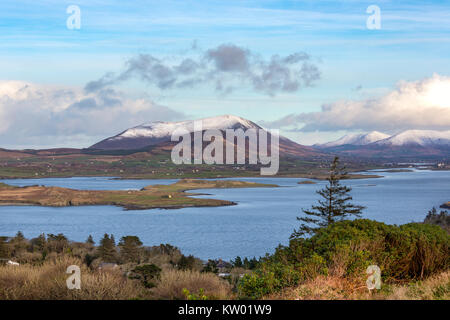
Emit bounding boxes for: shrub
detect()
[131,264,162,288]
[202,259,219,273]
[177,254,202,271]
[183,288,208,300]
[238,219,449,299]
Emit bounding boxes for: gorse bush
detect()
[183,288,208,300]
[238,219,449,299]
[131,264,162,288]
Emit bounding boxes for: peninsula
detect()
[0,179,278,210]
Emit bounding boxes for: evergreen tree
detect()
[30,233,47,252]
[118,236,143,262]
[86,235,95,245]
[247,257,259,270]
[202,260,219,273]
[47,233,68,253]
[97,233,117,262]
[11,231,27,254]
[0,236,10,258]
[15,231,25,241]
[232,256,243,268]
[177,255,197,270]
[291,156,365,238]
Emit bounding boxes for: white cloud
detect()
[0,80,184,148]
[265,74,450,132]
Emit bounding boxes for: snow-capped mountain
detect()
[119,115,259,140]
[90,115,261,150]
[317,131,390,148]
[373,130,450,147]
[90,115,324,158]
[315,129,450,160]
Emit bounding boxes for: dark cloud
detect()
[205,44,250,72]
[175,58,201,75]
[84,43,320,96]
[84,72,116,93]
[69,97,98,110]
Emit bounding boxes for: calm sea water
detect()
[0,170,449,260]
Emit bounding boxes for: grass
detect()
[0,256,147,300]
[2,251,446,300]
[150,269,233,300]
[0,253,232,300]
[264,271,450,300]
[0,183,19,190]
[0,149,387,180]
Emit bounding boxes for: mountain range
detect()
[1,115,447,162]
[89,116,450,160]
[316,130,450,160]
[316,131,390,148]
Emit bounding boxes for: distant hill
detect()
[315,131,390,148]
[373,130,450,147]
[316,129,450,160]
[89,115,326,159]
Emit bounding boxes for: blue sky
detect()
[0,0,449,148]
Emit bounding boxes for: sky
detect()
[0,0,449,148]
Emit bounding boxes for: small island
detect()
[0,179,278,210]
[294,173,383,180]
[377,169,413,173]
[298,180,317,185]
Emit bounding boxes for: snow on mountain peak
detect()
[115,115,259,140]
[374,130,450,146]
[319,131,390,148]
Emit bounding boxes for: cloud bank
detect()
[263,74,450,132]
[0,81,184,148]
[85,43,320,96]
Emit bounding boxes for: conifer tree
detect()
[291,156,365,238]
[86,235,95,245]
[118,236,143,262]
[98,233,117,262]
[0,236,10,258]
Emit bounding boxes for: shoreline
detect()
[0,172,386,181]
